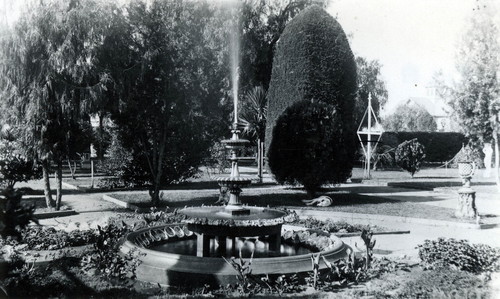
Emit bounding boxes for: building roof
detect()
[406,97,450,117]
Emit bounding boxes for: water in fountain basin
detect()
[149,237,312,258]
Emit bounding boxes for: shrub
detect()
[0,136,42,188]
[96,134,149,188]
[418,238,500,274]
[0,188,38,239]
[80,223,140,280]
[19,226,96,250]
[395,139,426,177]
[268,100,355,197]
[204,141,230,176]
[265,5,357,152]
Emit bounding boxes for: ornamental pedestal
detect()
[455,187,477,219]
[456,161,477,219]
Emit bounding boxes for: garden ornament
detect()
[302,195,333,207]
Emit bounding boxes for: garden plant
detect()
[395,138,426,177]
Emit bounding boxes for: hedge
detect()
[379,132,467,163]
[264,5,357,152]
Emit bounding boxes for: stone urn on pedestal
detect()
[455,146,477,219]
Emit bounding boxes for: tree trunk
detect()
[67,158,76,180]
[98,113,104,160]
[149,186,160,207]
[494,134,500,191]
[42,160,53,209]
[257,140,263,183]
[55,160,63,211]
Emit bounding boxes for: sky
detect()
[327,0,494,115]
[1,0,497,116]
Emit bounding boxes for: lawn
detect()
[108,186,463,222]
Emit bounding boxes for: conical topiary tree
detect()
[265,6,357,197]
[264,5,357,151]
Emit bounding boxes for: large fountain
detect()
[120,7,348,286]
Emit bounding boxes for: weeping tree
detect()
[0,0,108,209]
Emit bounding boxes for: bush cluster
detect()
[418,238,500,274]
[395,139,426,177]
[0,188,37,239]
[19,226,96,250]
[295,217,379,234]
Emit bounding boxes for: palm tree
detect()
[240,86,267,183]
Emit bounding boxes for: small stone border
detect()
[34,210,77,219]
[0,245,91,268]
[102,194,145,212]
[293,209,500,230]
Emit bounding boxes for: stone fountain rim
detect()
[123,223,346,263]
[178,206,297,227]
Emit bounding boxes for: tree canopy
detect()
[383,103,437,132]
[354,56,388,125]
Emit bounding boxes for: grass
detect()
[108,187,466,222]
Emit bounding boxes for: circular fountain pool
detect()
[120,223,349,286]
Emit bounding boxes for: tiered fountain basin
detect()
[121,222,349,286]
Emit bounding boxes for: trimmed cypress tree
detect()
[264,5,357,151]
[265,6,357,196]
[268,100,354,197]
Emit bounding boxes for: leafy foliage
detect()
[100,0,230,204]
[268,100,355,197]
[0,0,108,209]
[395,139,426,177]
[239,0,328,92]
[435,2,500,146]
[294,217,381,234]
[418,238,500,274]
[96,132,149,188]
[265,5,357,152]
[80,223,140,280]
[240,86,268,143]
[383,103,437,132]
[18,226,95,251]
[354,56,388,125]
[204,141,230,177]
[0,130,42,188]
[0,188,37,239]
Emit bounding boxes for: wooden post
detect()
[366,93,372,179]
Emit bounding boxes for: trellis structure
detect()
[357,93,384,179]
